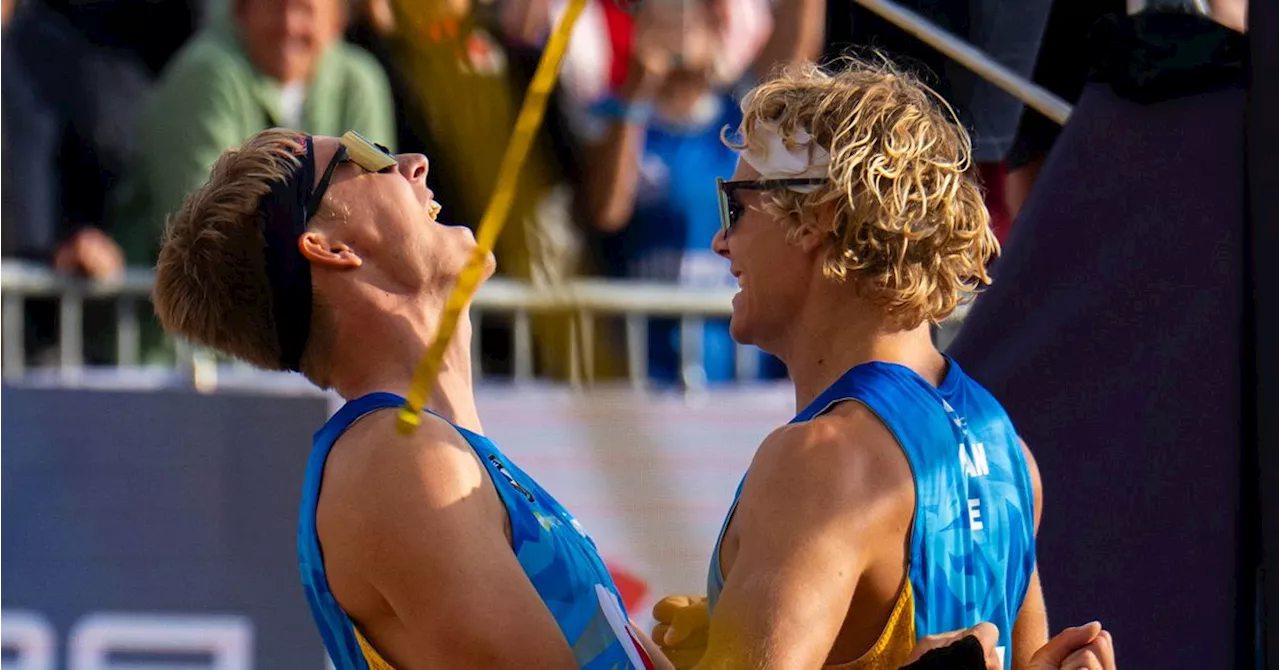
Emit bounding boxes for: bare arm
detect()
[321,412,577,668]
[581,63,659,234]
[693,417,912,669]
[1012,438,1049,669]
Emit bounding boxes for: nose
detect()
[398,153,429,184]
[712,227,730,259]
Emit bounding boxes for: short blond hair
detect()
[153,128,332,384]
[728,58,998,328]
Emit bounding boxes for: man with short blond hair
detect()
[155,127,658,668]
[154,129,340,382]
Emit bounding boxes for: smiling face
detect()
[711,160,820,354]
[305,136,492,295]
[235,0,344,84]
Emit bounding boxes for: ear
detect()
[299,231,362,270]
[792,199,836,254]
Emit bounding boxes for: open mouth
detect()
[427,200,442,220]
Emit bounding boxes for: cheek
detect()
[749,238,808,300]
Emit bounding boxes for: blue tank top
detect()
[298,392,653,670]
[707,357,1036,667]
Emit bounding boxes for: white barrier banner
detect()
[473,383,796,627]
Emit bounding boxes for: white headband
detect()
[739,121,830,193]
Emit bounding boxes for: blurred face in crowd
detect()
[711,160,819,354]
[639,0,771,108]
[303,137,491,298]
[235,0,346,84]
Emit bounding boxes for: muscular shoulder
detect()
[320,410,492,530]
[316,410,504,595]
[740,403,915,534]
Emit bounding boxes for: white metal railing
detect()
[0,261,969,390]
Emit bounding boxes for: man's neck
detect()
[326,295,483,434]
[776,293,946,414]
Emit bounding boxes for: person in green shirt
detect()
[114,0,397,268]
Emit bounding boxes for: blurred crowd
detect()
[0,0,1243,382]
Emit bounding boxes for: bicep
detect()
[375,514,576,668]
[698,453,874,669]
[358,434,576,668]
[701,522,864,670]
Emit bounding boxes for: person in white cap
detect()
[648,59,1116,670]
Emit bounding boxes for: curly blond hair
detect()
[727,58,998,328]
[153,128,334,386]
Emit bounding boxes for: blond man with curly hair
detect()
[650,60,1113,670]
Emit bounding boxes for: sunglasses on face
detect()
[715,177,827,235]
[305,130,399,217]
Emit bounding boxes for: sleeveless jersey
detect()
[707,357,1036,668]
[298,392,653,670]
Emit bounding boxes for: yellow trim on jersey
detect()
[355,627,397,670]
[825,580,917,670]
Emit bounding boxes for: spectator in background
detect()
[573,0,823,386]
[2,0,148,364]
[1,0,137,275]
[1004,0,1246,221]
[113,0,396,268]
[347,0,591,380]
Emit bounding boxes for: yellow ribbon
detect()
[397,0,590,433]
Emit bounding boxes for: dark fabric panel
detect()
[949,50,1248,668]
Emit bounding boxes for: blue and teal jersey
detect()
[708,357,1036,667]
[298,392,653,670]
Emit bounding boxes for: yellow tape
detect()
[397,0,590,433]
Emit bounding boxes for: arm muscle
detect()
[696,416,912,669]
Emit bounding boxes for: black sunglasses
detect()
[305,131,399,217]
[716,177,827,235]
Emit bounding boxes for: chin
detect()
[728,312,753,346]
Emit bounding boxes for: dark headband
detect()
[258,136,317,372]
